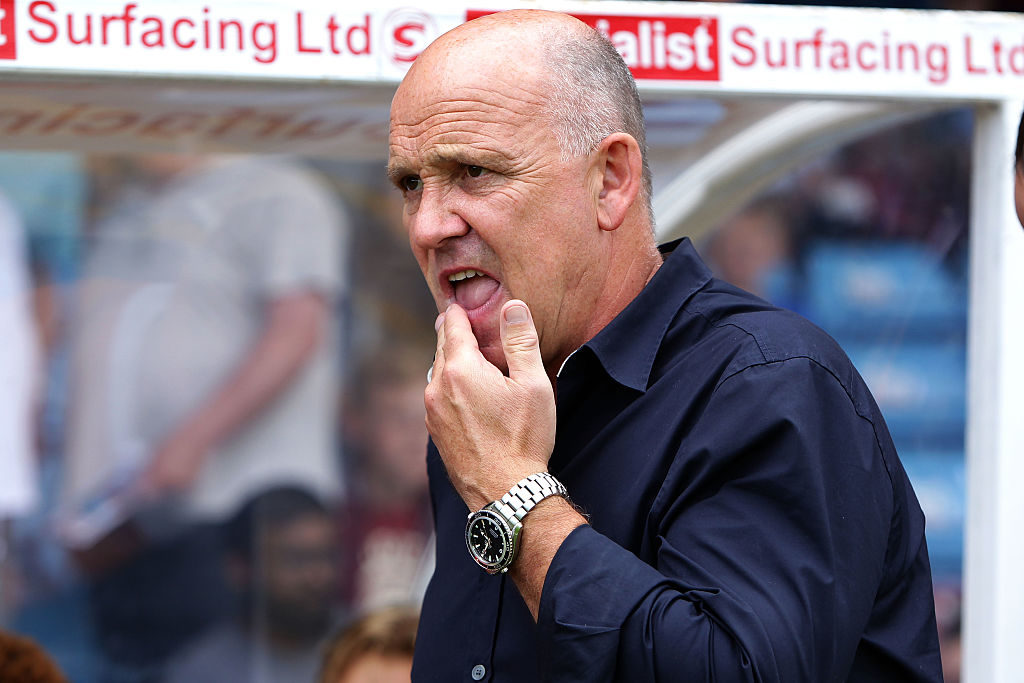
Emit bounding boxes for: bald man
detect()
[388,10,942,682]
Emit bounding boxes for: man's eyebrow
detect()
[386,161,410,186]
[386,146,514,187]
[427,146,511,170]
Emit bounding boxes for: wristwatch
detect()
[465,472,568,574]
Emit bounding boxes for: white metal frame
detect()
[962,97,1024,683]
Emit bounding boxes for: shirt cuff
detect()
[536,524,666,681]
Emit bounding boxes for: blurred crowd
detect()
[0,152,432,683]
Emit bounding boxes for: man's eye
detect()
[466,165,486,178]
[401,176,422,192]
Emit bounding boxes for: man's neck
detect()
[544,237,663,385]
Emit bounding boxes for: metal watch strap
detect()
[492,472,567,525]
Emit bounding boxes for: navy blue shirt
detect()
[413,239,942,682]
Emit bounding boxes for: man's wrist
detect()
[462,465,553,512]
[465,472,569,574]
[508,496,588,620]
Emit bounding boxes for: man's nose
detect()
[408,186,470,250]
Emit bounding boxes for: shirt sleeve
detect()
[536,357,926,682]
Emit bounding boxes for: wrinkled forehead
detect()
[393,38,547,119]
[388,55,551,164]
[387,14,576,172]
[391,77,546,135]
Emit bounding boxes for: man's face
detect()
[368,382,429,497]
[388,47,602,373]
[259,514,337,640]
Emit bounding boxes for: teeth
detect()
[448,269,485,282]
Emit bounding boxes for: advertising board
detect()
[0,1,1019,100]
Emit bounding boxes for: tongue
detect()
[454,275,500,310]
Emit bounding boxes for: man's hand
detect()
[135,291,328,502]
[137,425,211,499]
[426,300,556,511]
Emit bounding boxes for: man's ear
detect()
[594,133,644,232]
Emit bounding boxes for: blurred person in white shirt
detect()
[0,191,41,619]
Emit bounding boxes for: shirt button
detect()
[471,664,486,680]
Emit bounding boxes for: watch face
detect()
[466,509,512,572]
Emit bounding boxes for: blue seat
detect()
[899,451,965,580]
[804,242,967,345]
[844,342,965,451]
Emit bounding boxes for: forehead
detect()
[388,51,552,167]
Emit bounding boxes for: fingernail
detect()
[504,304,528,324]
[434,312,445,331]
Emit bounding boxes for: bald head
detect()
[398,10,652,214]
[406,10,588,86]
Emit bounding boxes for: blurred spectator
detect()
[0,191,42,619]
[0,191,41,520]
[58,154,346,682]
[0,629,67,683]
[0,156,96,682]
[163,486,340,683]
[934,583,962,683]
[796,110,971,263]
[338,346,432,612]
[0,153,83,356]
[318,605,417,683]
[702,195,799,308]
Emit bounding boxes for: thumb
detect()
[500,300,546,382]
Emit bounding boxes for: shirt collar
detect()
[577,237,711,392]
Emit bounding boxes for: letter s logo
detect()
[394,23,424,53]
[382,9,437,68]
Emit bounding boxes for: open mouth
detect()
[448,269,500,311]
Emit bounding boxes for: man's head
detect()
[224,487,338,643]
[318,606,418,683]
[705,196,793,297]
[348,346,430,501]
[388,10,659,376]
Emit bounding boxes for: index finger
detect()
[441,304,481,363]
[430,310,447,385]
